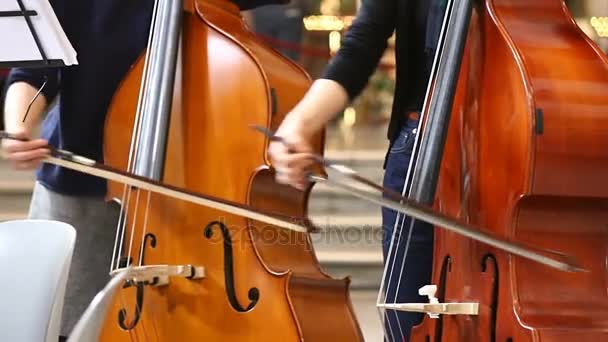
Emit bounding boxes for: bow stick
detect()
[0,131,311,233]
[252,125,586,273]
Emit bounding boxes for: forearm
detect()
[278,79,349,137]
[320,0,396,100]
[3,82,48,134]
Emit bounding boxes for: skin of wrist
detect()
[4,121,32,134]
[287,106,326,136]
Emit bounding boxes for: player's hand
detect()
[0,130,49,170]
[268,121,317,191]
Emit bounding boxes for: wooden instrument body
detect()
[99,0,363,340]
[412,0,608,341]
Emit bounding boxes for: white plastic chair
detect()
[67,270,127,342]
[0,219,76,342]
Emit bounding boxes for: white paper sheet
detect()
[0,0,77,66]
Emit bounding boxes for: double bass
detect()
[379,0,608,341]
[95,0,363,340]
[2,0,602,340]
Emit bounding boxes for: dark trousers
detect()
[381,118,434,342]
[252,5,304,61]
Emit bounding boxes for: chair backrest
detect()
[67,270,128,342]
[0,219,76,342]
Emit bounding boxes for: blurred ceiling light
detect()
[343,107,356,127]
[303,15,354,31]
[590,16,608,38]
[329,31,342,53]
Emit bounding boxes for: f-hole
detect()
[481,254,498,342]
[434,255,452,342]
[204,221,260,312]
[118,282,144,330]
[141,233,157,263]
[117,233,157,330]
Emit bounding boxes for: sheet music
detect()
[0,0,77,66]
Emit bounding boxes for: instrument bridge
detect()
[110,264,205,287]
[378,285,479,318]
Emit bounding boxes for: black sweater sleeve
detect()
[5,67,60,104]
[321,0,397,100]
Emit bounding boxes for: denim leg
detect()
[381,119,434,342]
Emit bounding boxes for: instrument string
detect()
[136,0,184,334]
[122,189,146,341]
[110,0,162,339]
[135,0,178,335]
[114,189,135,270]
[138,192,153,267]
[136,191,161,341]
[137,301,152,342]
[137,0,182,276]
[126,190,142,266]
[112,0,160,274]
[129,0,166,339]
[114,196,139,342]
[377,1,454,341]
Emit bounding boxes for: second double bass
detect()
[379,0,608,341]
[96,0,363,340]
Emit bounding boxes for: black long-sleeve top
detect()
[321,0,446,143]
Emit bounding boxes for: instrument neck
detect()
[132,0,184,180]
[406,0,474,205]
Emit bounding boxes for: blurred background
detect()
[0,0,606,340]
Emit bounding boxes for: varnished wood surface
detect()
[97,0,363,340]
[411,0,608,341]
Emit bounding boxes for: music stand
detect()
[0,0,77,68]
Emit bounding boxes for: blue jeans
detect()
[381,118,434,342]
